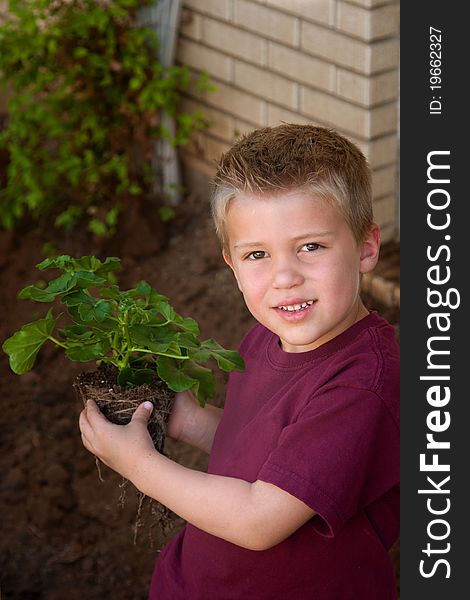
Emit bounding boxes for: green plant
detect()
[0,0,208,233]
[2,255,244,405]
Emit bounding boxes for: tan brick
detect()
[351,134,398,168]
[181,148,217,177]
[337,70,369,105]
[177,39,233,82]
[337,3,370,39]
[368,134,398,168]
[183,131,233,167]
[370,69,399,104]
[373,194,397,225]
[204,135,232,163]
[300,87,369,137]
[337,68,399,106]
[203,17,265,64]
[268,42,333,91]
[302,21,399,74]
[266,104,316,127]
[301,21,369,72]
[180,8,203,41]
[337,2,399,41]
[179,97,235,140]
[265,0,334,27]
[372,165,397,198]
[347,0,397,9]
[234,0,298,46]
[234,61,298,109]
[233,119,258,139]
[183,0,231,19]
[185,130,206,158]
[370,4,400,38]
[370,102,397,137]
[200,80,266,125]
[370,38,399,72]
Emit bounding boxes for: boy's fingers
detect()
[85,398,109,425]
[131,401,153,425]
[79,408,93,439]
[85,398,99,415]
[80,432,92,453]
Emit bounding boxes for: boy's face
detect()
[223,191,380,353]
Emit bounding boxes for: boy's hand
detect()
[79,399,156,481]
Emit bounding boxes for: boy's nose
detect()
[271,260,304,289]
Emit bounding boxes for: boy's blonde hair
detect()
[211,124,373,251]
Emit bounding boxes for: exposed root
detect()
[95,457,104,483]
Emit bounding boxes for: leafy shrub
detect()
[0,0,208,234]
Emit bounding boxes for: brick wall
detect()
[177,0,400,241]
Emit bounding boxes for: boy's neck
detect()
[354,301,370,324]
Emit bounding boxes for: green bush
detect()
[0,0,208,234]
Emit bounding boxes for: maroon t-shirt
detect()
[150,312,400,599]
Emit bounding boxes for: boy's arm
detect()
[166,390,222,454]
[79,400,315,551]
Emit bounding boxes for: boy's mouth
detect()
[277,299,315,312]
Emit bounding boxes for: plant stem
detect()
[129,347,190,359]
[48,336,68,349]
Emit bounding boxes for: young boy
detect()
[79,124,400,599]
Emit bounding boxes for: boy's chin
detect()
[278,332,321,353]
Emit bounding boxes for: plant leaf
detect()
[65,339,111,361]
[78,298,113,322]
[62,289,93,308]
[174,315,200,335]
[18,284,56,302]
[100,285,122,300]
[118,367,154,387]
[58,325,93,341]
[180,360,216,407]
[93,299,114,321]
[157,357,215,406]
[176,333,211,362]
[200,338,245,372]
[135,280,151,296]
[117,366,134,387]
[157,356,197,393]
[2,311,56,374]
[44,272,77,294]
[129,324,177,348]
[73,271,107,288]
[37,255,120,278]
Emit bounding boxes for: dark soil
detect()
[0,192,400,599]
[74,364,174,453]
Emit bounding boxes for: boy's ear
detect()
[222,249,243,292]
[222,248,233,269]
[359,224,381,274]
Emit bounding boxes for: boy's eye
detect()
[302,243,320,252]
[247,250,267,260]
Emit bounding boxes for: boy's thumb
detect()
[132,401,154,424]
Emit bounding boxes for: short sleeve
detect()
[257,386,399,537]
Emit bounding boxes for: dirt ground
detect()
[0,191,400,599]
